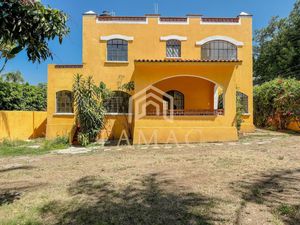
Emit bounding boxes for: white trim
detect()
[200,19,241,26]
[105,113,132,116]
[160,35,187,41]
[100,34,134,41]
[97,18,148,24]
[105,61,129,64]
[242,113,251,116]
[196,36,244,46]
[158,18,189,25]
[165,57,182,59]
[214,84,219,110]
[239,12,252,16]
[83,10,96,15]
[54,113,74,116]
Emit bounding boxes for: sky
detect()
[2,0,297,84]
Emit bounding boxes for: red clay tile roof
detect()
[135,59,242,63]
[201,18,240,23]
[55,65,83,68]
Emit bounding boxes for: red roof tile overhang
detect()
[135,59,242,64]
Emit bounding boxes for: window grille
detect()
[107,39,128,61]
[202,40,237,60]
[166,39,181,58]
[56,91,73,113]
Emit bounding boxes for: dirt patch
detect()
[0,131,299,224]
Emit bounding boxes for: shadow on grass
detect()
[233,168,300,225]
[0,165,36,173]
[41,173,220,225]
[0,181,45,206]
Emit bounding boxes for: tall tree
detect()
[254,0,300,84]
[0,0,69,72]
[0,78,47,111]
[1,71,24,83]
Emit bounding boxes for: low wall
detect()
[288,120,300,132]
[46,114,132,141]
[0,111,47,140]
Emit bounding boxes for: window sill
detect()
[165,57,181,59]
[105,61,129,64]
[54,113,75,116]
[242,113,251,116]
[105,113,133,116]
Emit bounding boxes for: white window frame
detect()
[196,36,244,47]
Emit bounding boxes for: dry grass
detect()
[0,130,299,225]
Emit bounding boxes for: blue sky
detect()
[3,0,296,84]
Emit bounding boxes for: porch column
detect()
[213,84,219,110]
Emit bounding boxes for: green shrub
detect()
[73,74,106,146]
[236,93,244,131]
[77,132,90,147]
[41,136,69,150]
[254,78,300,129]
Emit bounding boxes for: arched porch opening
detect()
[145,75,224,116]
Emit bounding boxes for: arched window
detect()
[56,91,73,113]
[166,40,181,58]
[107,39,128,62]
[237,91,249,113]
[202,40,237,60]
[104,91,131,113]
[163,90,184,110]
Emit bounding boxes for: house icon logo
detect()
[128,85,174,122]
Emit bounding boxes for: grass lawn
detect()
[0,137,69,157]
[0,130,299,225]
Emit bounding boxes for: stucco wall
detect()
[288,120,300,132]
[47,14,255,142]
[0,111,47,140]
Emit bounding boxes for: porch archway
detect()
[146,75,224,116]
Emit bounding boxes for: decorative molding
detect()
[196,36,244,46]
[100,34,134,41]
[160,35,187,41]
[158,18,189,25]
[83,10,96,15]
[97,18,148,24]
[239,12,252,17]
[200,18,241,25]
[55,65,83,68]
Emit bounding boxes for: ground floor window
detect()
[163,90,184,110]
[237,91,249,113]
[56,90,73,113]
[104,91,130,113]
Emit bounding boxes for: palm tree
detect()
[1,71,24,84]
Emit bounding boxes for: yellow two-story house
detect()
[47,11,255,144]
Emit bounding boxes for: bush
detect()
[254,78,300,129]
[73,74,106,146]
[41,136,69,150]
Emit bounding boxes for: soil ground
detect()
[0,129,299,225]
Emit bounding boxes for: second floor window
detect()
[166,40,181,58]
[107,39,128,62]
[202,40,237,60]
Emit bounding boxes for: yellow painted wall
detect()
[47,13,255,142]
[288,120,300,132]
[0,111,47,140]
[153,76,215,111]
